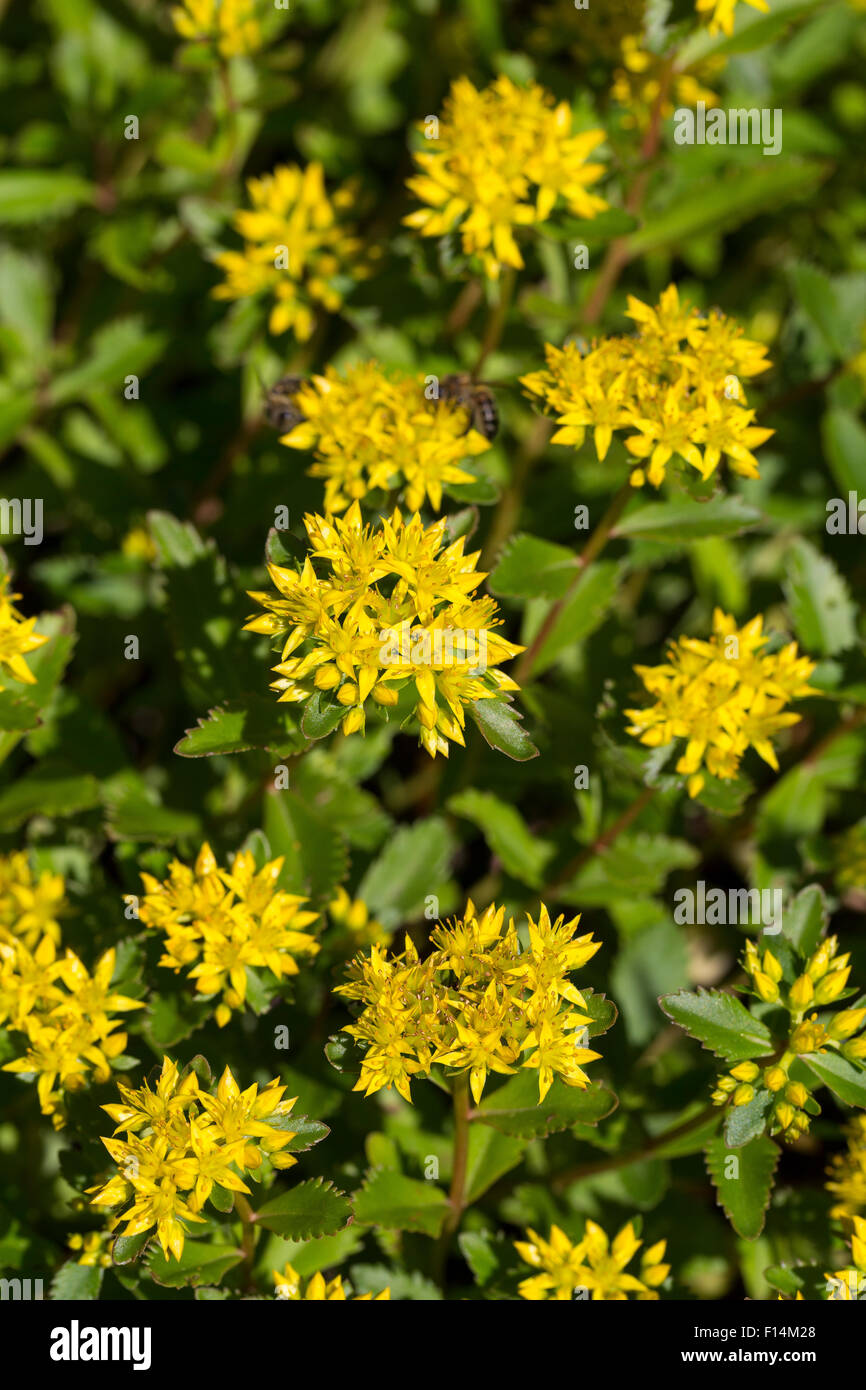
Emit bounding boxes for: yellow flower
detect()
[522,284,773,488]
[171,0,263,59]
[827,1116,866,1222]
[516,1219,670,1301]
[90,1059,300,1260]
[213,163,372,341]
[625,608,816,798]
[278,363,489,513]
[272,1262,390,1301]
[138,842,319,1027]
[405,75,607,280]
[327,887,390,951]
[824,1214,866,1300]
[121,527,156,563]
[0,574,48,691]
[67,1228,115,1268]
[245,503,524,758]
[336,900,603,1106]
[611,34,725,131]
[0,849,65,949]
[695,0,770,39]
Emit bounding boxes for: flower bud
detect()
[314,664,341,690]
[732,1083,754,1106]
[337,682,358,706]
[775,1102,795,1129]
[371,683,398,706]
[730,1061,759,1082]
[789,974,814,1010]
[814,967,850,1005]
[764,1065,787,1092]
[784,1082,808,1108]
[716,1074,737,1093]
[762,950,783,983]
[828,1009,866,1041]
[753,971,779,1003]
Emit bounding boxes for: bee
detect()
[264,374,306,433]
[436,372,499,443]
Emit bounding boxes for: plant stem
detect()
[234,1191,258,1289]
[546,784,657,899]
[513,480,632,685]
[433,1072,471,1289]
[552,1102,718,1189]
[473,267,516,379]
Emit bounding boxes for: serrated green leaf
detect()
[255,1178,351,1240]
[358,816,453,927]
[489,534,578,600]
[263,788,348,904]
[723,1090,773,1148]
[801,1050,866,1106]
[528,560,622,677]
[785,538,857,657]
[475,1071,617,1138]
[50,1260,104,1300]
[148,1241,243,1289]
[614,496,764,544]
[660,989,775,1062]
[468,697,539,761]
[175,699,302,757]
[706,1134,779,1239]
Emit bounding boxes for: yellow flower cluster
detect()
[825,1215,866,1300]
[244,502,523,758]
[171,0,262,58]
[138,842,319,1028]
[0,574,48,691]
[696,0,769,38]
[712,936,866,1141]
[213,163,371,341]
[0,849,65,949]
[827,1116,866,1222]
[272,1262,390,1301]
[515,1220,669,1301]
[277,363,490,513]
[522,284,773,488]
[327,887,389,952]
[625,609,817,799]
[611,35,724,130]
[405,75,607,280]
[89,1057,298,1261]
[0,853,143,1123]
[67,1228,115,1268]
[336,901,602,1105]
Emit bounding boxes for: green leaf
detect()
[147,1241,243,1289]
[280,1115,330,1153]
[49,318,167,407]
[784,538,857,657]
[822,408,866,495]
[723,1090,773,1148]
[464,1125,526,1203]
[705,1134,780,1240]
[263,787,348,905]
[300,690,345,741]
[475,1071,618,1139]
[0,169,94,224]
[255,1178,352,1240]
[783,884,828,956]
[527,560,622,676]
[614,496,764,544]
[447,787,554,888]
[105,789,200,843]
[112,1230,152,1265]
[352,1170,449,1237]
[801,1050,866,1107]
[0,773,100,831]
[565,833,698,907]
[489,534,578,600]
[50,1260,104,1300]
[611,920,690,1046]
[660,989,775,1062]
[175,699,302,757]
[468,697,539,761]
[358,816,454,927]
[628,161,827,257]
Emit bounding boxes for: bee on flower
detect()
[515,1219,670,1300]
[0,573,49,692]
[335,900,605,1106]
[90,1058,300,1261]
[213,163,374,341]
[272,1262,390,1300]
[522,284,773,489]
[275,362,491,513]
[625,608,817,799]
[244,502,524,758]
[404,75,608,280]
[138,842,319,1027]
